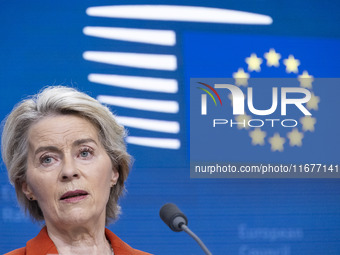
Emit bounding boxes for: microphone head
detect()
[160,203,188,232]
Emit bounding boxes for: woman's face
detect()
[22,115,119,227]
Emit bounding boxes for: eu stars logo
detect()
[231,48,319,152]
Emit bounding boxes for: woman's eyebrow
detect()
[34,146,60,156]
[33,139,98,156]
[73,138,98,147]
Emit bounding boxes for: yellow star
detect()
[235,114,251,130]
[249,128,266,146]
[300,116,316,132]
[232,68,250,87]
[245,53,263,72]
[287,128,304,147]
[307,93,320,110]
[298,71,314,89]
[283,55,300,73]
[264,48,281,67]
[269,133,285,152]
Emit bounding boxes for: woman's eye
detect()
[79,148,93,159]
[43,157,52,163]
[80,151,89,157]
[40,156,55,165]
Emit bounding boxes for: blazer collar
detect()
[26,226,139,255]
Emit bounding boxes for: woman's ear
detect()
[22,181,35,201]
[111,168,119,187]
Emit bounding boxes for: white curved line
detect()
[86,5,273,25]
[116,116,180,133]
[83,26,176,46]
[83,51,177,71]
[97,95,179,113]
[126,136,181,149]
[88,73,178,93]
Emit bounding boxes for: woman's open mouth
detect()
[60,190,89,203]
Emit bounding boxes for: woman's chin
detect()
[55,207,96,226]
[57,214,92,227]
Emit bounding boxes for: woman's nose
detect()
[59,157,80,181]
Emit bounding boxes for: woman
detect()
[2,86,152,255]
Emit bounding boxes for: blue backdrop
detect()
[0,1,339,254]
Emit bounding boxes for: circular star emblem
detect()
[232,49,319,152]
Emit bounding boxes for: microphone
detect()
[159,203,212,255]
[159,203,188,232]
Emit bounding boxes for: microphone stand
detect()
[181,224,212,255]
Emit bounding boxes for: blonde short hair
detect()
[1,86,131,224]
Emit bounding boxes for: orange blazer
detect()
[5,227,151,255]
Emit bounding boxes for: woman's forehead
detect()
[28,115,100,149]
